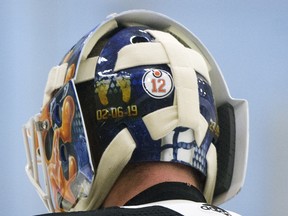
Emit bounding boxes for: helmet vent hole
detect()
[130,36,149,44]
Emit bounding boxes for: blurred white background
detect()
[1,0,288,215]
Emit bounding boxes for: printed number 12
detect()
[151,78,166,93]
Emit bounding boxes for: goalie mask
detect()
[22,10,249,212]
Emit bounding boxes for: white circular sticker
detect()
[142,69,174,99]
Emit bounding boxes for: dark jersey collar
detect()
[125,182,206,206]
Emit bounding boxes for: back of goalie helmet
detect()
[22,10,248,213]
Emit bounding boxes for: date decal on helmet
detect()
[142,69,174,99]
[96,105,138,121]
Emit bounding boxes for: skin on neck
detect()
[102,162,202,208]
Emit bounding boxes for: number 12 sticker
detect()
[142,69,174,99]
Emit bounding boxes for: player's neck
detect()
[102,162,200,208]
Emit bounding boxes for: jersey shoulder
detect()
[39,200,240,216]
[39,205,183,216]
[124,200,241,216]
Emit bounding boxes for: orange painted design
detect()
[60,96,75,143]
[40,95,78,211]
[154,70,161,77]
[48,129,77,211]
[64,64,76,83]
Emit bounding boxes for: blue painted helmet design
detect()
[91,26,218,177]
